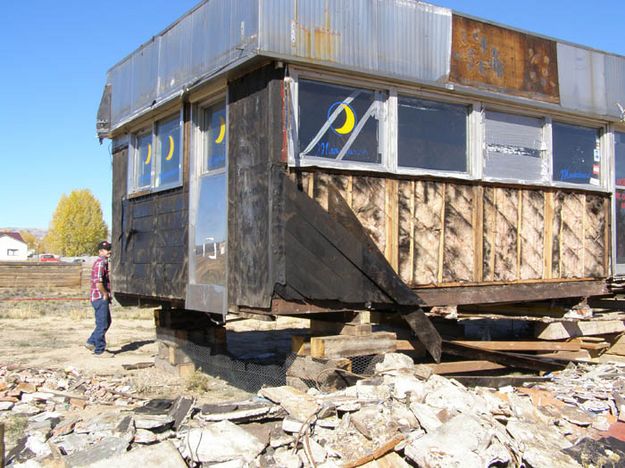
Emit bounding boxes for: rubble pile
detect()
[2,357,625,467]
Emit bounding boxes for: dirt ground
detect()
[0,289,253,403]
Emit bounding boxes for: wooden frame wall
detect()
[298,170,610,289]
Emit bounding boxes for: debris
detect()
[89,441,187,468]
[63,437,130,467]
[182,421,266,464]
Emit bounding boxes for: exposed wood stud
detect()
[473,185,484,282]
[543,192,554,279]
[347,175,353,208]
[437,183,447,284]
[604,197,611,276]
[582,193,587,275]
[385,179,399,271]
[489,188,497,280]
[307,172,315,199]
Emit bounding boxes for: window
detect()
[484,111,546,181]
[135,132,152,189]
[298,79,382,165]
[7,249,17,256]
[552,122,601,186]
[129,112,182,194]
[155,116,181,187]
[397,96,468,172]
[202,102,227,172]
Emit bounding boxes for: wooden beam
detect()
[310,319,373,337]
[449,340,580,352]
[427,360,506,374]
[535,320,625,340]
[451,375,551,387]
[517,189,523,280]
[310,332,397,359]
[413,280,608,307]
[443,340,566,372]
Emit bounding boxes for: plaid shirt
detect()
[90,256,111,302]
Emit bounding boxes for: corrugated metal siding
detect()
[558,43,607,115]
[259,0,450,82]
[377,0,451,82]
[106,0,625,131]
[108,0,258,129]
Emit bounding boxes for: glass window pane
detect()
[156,116,181,186]
[552,122,600,185]
[299,80,380,164]
[397,96,468,172]
[484,111,545,180]
[136,132,152,189]
[203,103,227,172]
[616,132,625,187]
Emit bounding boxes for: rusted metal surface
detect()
[450,15,560,103]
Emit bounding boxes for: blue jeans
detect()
[87,299,111,354]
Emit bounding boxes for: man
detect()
[85,241,113,356]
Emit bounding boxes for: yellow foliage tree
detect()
[46,190,109,256]
[19,231,39,252]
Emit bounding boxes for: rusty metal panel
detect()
[258,0,451,83]
[450,15,559,104]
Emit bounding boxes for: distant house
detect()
[0,232,28,261]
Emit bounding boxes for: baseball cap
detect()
[98,241,112,251]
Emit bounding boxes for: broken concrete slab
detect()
[506,420,579,468]
[88,441,187,468]
[374,353,414,373]
[182,421,266,464]
[64,437,130,467]
[133,428,158,444]
[167,396,194,431]
[134,414,174,431]
[259,386,319,422]
[409,403,442,433]
[404,414,502,468]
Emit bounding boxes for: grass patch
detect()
[186,370,213,393]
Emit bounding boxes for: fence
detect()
[0,262,88,290]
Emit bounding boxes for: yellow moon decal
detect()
[215,117,226,144]
[335,104,356,135]
[165,135,175,161]
[144,144,152,165]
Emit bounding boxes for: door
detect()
[186,100,228,316]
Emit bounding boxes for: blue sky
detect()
[1,0,624,231]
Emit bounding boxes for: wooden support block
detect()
[449,340,581,352]
[535,320,625,340]
[291,335,310,355]
[310,332,397,359]
[427,360,507,374]
[608,335,625,356]
[155,357,196,378]
[310,320,373,337]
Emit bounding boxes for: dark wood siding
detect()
[111,135,188,301]
[227,64,286,309]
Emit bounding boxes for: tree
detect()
[46,190,109,256]
[19,230,39,252]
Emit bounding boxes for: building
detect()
[96,0,625,358]
[0,232,28,261]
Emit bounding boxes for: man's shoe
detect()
[93,351,115,358]
[84,343,95,352]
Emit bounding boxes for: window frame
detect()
[289,69,390,173]
[480,107,549,185]
[550,119,606,190]
[127,108,184,196]
[197,99,228,177]
[393,88,476,179]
